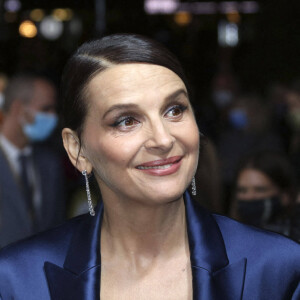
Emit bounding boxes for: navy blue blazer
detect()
[0,192,299,299]
[0,145,65,247]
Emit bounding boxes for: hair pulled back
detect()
[61,33,189,140]
[235,151,297,202]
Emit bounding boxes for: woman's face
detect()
[236,168,280,201]
[81,63,199,205]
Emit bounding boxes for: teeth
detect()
[138,164,172,170]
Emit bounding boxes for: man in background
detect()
[0,74,65,248]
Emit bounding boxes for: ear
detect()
[62,128,93,174]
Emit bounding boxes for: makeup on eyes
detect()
[165,104,188,118]
[109,102,188,130]
[111,115,140,128]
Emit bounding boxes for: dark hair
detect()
[235,151,297,203]
[61,33,190,142]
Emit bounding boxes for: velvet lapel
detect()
[44,202,103,300]
[185,192,247,300]
[44,193,246,300]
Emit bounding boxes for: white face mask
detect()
[22,112,58,142]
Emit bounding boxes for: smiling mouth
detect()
[137,164,174,170]
[136,156,182,170]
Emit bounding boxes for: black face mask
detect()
[237,196,282,226]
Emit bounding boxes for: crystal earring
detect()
[82,170,95,216]
[191,177,197,196]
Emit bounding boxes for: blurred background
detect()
[0,0,299,92]
[0,0,299,242]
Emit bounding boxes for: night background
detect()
[1,0,299,94]
[0,0,299,217]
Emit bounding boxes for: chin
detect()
[143,176,189,200]
[142,187,186,205]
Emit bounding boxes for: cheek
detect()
[177,119,199,154]
[190,123,200,150]
[87,135,142,169]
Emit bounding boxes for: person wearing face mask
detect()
[218,94,285,211]
[0,74,65,248]
[230,151,300,241]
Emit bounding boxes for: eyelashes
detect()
[110,103,188,129]
[165,104,188,118]
[111,116,139,128]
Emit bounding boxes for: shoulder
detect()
[209,213,300,299]
[213,213,300,263]
[0,214,86,271]
[0,214,89,298]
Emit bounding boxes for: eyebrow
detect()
[102,88,188,119]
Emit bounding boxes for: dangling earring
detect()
[191,177,197,196]
[82,170,95,216]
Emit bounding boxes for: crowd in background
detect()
[0,67,299,248]
[194,70,300,242]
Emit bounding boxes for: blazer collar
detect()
[185,191,229,272]
[44,202,103,300]
[45,193,246,300]
[185,192,246,300]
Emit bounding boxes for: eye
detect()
[165,104,187,119]
[112,116,139,129]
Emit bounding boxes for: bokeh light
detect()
[30,9,45,22]
[218,20,239,47]
[39,16,63,40]
[52,8,73,21]
[226,11,241,24]
[19,20,37,38]
[4,0,21,13]
[174,11,192,26]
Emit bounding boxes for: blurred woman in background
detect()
[231,151,300,241]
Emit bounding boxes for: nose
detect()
[144,120,175,152]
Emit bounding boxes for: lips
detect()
[136,156,183,176]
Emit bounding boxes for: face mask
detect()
[237,196,282,226]
[23,112,58,142]
[228,108,248,129]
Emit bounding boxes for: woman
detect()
[230,151,300,241]
[0,34,299,300]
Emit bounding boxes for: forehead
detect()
[237,169,274,186]
[86,63,186,107]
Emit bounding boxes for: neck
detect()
[101,196,188,265]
